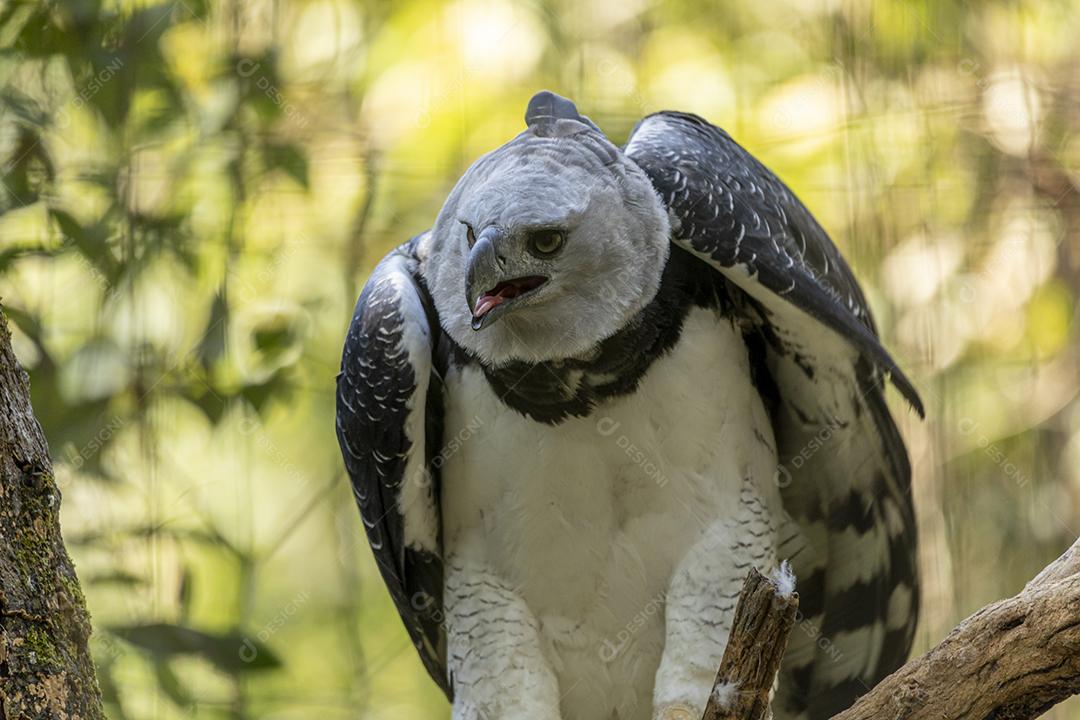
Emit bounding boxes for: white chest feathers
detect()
[440,307,781,720]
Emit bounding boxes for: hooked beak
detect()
[465,226,548,331]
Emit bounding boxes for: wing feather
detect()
[626,112,923,416]
[335,236,450,696]
[626,112,920,718]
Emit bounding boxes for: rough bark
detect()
[701,568,798,720]
[704,538,1080,720]
[0,308,104,719]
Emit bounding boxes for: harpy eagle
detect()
[335,91,922,720]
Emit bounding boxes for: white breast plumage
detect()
[440,306,781,720]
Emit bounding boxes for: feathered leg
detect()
[652,479,780,719]
[445,547,562,720]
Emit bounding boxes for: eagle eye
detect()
[527,229,565,258]
[461,221,476,248]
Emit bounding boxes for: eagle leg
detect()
[652,478,781,719]
[445,550,563,720]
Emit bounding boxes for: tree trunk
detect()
[0,308,104,719]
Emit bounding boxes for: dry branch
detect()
[705,538,1080,720]
[701,567,798,720]
[833,536,1080,720]
[0,308,104,718]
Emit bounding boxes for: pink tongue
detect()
[473,294,505,318]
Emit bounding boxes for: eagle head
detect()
[423,91,670,367]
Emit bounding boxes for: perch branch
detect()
[833,536,1080,720]
[701,566,798,720]
[704,538,1080,720]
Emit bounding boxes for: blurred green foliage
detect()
[2,0,1080,717]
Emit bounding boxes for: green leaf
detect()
[241,368,293,414]
[264,142,308,189]
[0,87,50,127]
[93,657,131,720]
[2,306,47,359]
[152,661,193,708]
[196,292,228,369]
[252,321,293,356]
[121,3,176,52]
[109,622,283,673]
[78,51,130,128]
[230,50,286,126]
[2,126,54,209]
[177,566,192,621]
[8,5,74,58]
[0,244,58,274]
[48,208,117,282]
[85,571,146,587]
[180,382,228,425]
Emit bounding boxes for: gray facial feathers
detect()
[422,102,669,366]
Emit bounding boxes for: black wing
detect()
[626,112,920,718]
[335,236,450,696]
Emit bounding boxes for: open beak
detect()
[466,227,548,330]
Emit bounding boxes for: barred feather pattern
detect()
[626,112,920,719]
[334,241,451,696]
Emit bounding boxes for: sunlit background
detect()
[2,0,1080,717]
